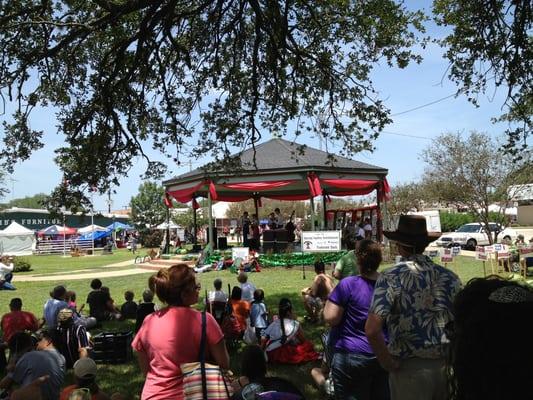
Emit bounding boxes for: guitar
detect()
[285,210,296,243]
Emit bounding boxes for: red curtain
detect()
[168,181,205,203]
[307,172,323,197]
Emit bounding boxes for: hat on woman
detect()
[384,215,441,248]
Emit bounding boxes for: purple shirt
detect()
[328,276,384,355]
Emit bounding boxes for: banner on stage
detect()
[232,247,249,260]
[301,231,341,252]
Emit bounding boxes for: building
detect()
[508,184,533,225]
[0,207,130,231]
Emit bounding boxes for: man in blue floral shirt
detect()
[366,215,461,400]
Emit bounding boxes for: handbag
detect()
[181,311,233,400]
[243,318,257,345]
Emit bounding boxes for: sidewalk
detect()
[12,259,150,282]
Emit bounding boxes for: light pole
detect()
[90,188,95,256]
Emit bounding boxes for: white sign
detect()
[519,247,533,258]
[452,246,461,256]
[232,247,249,261]
[441,248,453,263]
[476,246,488,261]
[301,231,341,252]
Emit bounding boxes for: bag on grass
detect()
[181,311,233,400]
[243,318,257,345]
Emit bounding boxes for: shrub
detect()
[13,257,32,272]
[439,211,511,232]
[141,230,163,248]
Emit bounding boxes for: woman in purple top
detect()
[324,239,389,400]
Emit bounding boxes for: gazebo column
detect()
[310,197,315,230]
[376,186,383,242]
[207,191,214,247]
[192,203,197,244]
[254,195,259,218]
[322,193,327,230]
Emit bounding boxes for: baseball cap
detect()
[57,308,74,323]
[73,357,97,379]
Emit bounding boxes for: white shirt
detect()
[0,262,14,280]
[240,282,256,302]
[207,290,228,303]
[363,223,372,232]
[357,227,365,238]
[263,318,299,351]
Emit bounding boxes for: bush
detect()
[141,230,163,248]
[439,211,511,232]
[13,257,32,272]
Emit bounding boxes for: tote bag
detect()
[181,311,233,400]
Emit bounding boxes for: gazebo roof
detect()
[163,138,389,203]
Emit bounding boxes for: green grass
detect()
[0,254,520,399]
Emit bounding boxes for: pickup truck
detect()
[435,223,517,250]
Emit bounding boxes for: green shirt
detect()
[335,250,359,278]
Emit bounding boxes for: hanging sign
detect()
[301,231,341,252]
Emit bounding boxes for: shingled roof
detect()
[164,138,387,185]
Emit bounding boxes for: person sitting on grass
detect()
[207,278,229,303]
[229,286,250,334]
[56,308,90,369]
[301,261,335,323]
[261,298,320,364]
[0,329,66,400]
[0,256,15,290]
[101,287,121,320]
[1,298,39,344]
[231,345,304,400]
[120,290,138,320]
[238,272,256,302]
[43,285,71,329]
[60,357,111,400]
[86,279,114,322]
[135,289,156,332]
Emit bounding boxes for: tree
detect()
[433,0,532,158]
[0,1,425,210]
[172,209,208,231]
[3,193,49,209]
[421,131,531,244]
[0,172,7,201]
[130,181,166,229]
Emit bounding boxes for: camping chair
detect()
[208,301,228,325]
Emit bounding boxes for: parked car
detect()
[435,223,517,250]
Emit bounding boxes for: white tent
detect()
[156,221,181,230]
[0,222,36,256]
[77,224,108,234]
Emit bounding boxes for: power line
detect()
[381,130,432,140]
[390,92,458,116]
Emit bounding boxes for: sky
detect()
[1,5,512,213]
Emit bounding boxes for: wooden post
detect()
[376,185,383,242]
[207,191,214,248]
[254,196,259,218]
[310,197,315,231]
[192,201,197,244]
[322,194,327,231]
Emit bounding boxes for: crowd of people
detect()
[1,214,532,399]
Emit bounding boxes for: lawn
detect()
[0,253,517,399]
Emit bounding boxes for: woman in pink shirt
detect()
[132,264,230,399]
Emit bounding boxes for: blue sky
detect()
[1,7,511,213]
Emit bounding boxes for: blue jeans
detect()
[331,351,390,400]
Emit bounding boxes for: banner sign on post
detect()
[476,246,488,261]
[232,247,249,261]
[496,244,509,259]
[427,250,439,258]
[441,248,453,263]
[452,246,461,256]
[485,245,495,254]
[519,247,533,258]
[301,231,341,253]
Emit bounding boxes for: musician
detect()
[274,208,285,228]
[268,213,277,230]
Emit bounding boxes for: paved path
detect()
[12,259,152,282]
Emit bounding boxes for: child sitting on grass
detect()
[238,272,256,302]
[207,278,228,303]
[120,290,138,319]
[135,289,156,332]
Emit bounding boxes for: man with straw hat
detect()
[365,215,461,400]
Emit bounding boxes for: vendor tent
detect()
[0,221,36,256]
[38,225,77,236]
[106,222,133,231]
[77,224,108,234]
[78,229,112,241]
[156,221,181,230]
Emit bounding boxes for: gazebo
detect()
[163,138,390,247]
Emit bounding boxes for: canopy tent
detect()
[77,224,108,234]
[106,222,133,231]
[38,224,77,236]
[78,229,112,241]
[163,138,390,246]
[156,221,181,230]
[0,221,36,256]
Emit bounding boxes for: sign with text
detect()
[301,231,341,252]
[441,248,453,263]
[232,247,249,261]
[476,246,488,261]
[452,246,461,256]
[519,247,533,258]
[496,244,509,259]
